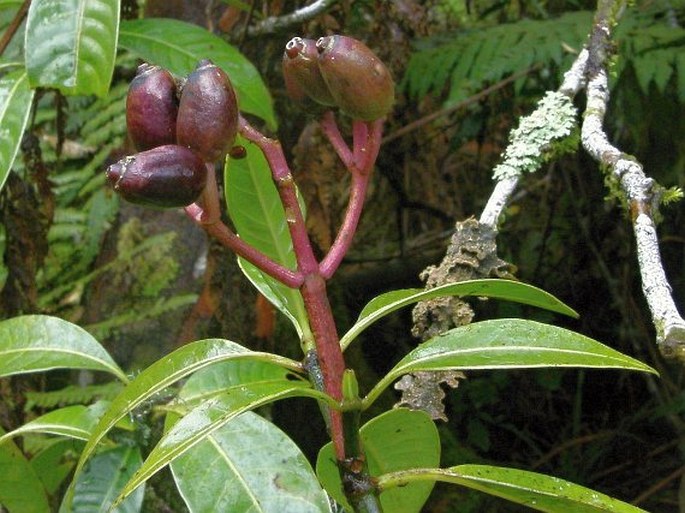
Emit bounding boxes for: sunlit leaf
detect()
[0,69,34,192]
[25,0,120,96]
[225,136,310,341]
[114,380,332,506]
[63,446,143,513]
[378,464,649,512]
[171,411,332,513]
[317,409,440,513]
[364,319,657,408]
[341,279,579,350]
[0,315,127,382]
[118,18,276,128]
[0,427,50,513]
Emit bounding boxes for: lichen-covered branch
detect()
[479,50,588,229]
[413,53,588,341]
[416,0,684,360]
[581,0,685,359]
[247,0,339,36]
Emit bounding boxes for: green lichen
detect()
[601,161,630,211]
[493,91,578,181]
[662,186,684,206]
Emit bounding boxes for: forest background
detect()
[0,0,684,511]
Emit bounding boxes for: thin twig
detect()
[581,0,685,359]
[247,0,339,37]
[0,0,30,58]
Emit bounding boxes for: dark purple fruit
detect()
[177,60,239,163]
[316,35,394,121]
[126,63,179,151]
[282,37,335,106]
[106,145,207,208]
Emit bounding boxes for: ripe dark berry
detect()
[106,145,207,208]
[177,60,239,163]
[126,64,179,151]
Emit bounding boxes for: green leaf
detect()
[317,409,440,513]
[63,446,144,513]
[25,0,120,96]
[178,359,299,404]
[225,136,310,341]
[66,339,303,509]
[0,315,127,382]
[0,69,35,192]
[378,464,649,513]
[114,380,333,506]
[0,403,108,444]
[341,279,578,350]
[0,427,50,513]
[364,319,657,408]
[171,411,332,513]
[31,439,81,495]
[118,18,276,129]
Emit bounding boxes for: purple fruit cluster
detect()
[107,60,239,208]
[282,35,395,121]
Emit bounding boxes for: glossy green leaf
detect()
[378,464,649,512]
[114,380,333,506]
[364,319,657,408]
[66,339,303,509]
[171,411,332,513]
[179,359,300,404]
[340,279,578,350]
[25,0,120,96]
[0,69,35,192]
[118,18,276,129]
[0,427,50,513]
[317,409,440,513]
[0,402,107,443]
[225,136,310,341]
[64,446,144,513]
[0,315,127,382]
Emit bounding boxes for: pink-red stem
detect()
[184,164,304,288]
[191,115,384,463]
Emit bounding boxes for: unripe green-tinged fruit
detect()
[126,64,179,151]
[316,35,394,121]
[282,37,336,106]
[106,145,207,208]
[177,59,239,163]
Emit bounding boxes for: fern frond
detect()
[404,7,685,104]
[24,382,123,411]
[403,11,593,104]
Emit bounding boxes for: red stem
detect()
[319,119,383,278]
[320,111,354,168]
[319,172,370,279]
[239,117,319,274]
[239,116,347,458]
[300,274,346,458]
[184,165,303,288]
